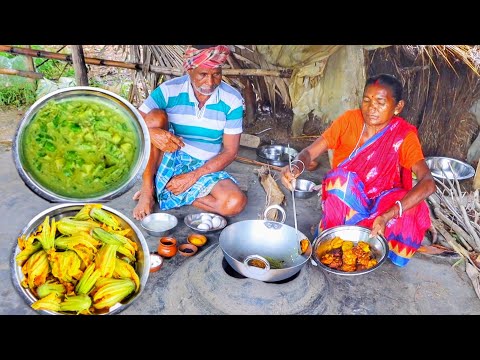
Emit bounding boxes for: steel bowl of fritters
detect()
[312,225,388,276]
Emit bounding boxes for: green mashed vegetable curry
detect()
[22,96,139,198]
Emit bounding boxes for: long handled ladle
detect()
[287,144,301,255]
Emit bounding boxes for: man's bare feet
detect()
[132,190,141,201]
[132,190,156,220]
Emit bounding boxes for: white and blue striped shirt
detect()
[139,75,244,160]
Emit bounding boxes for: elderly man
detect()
[132,45,247,220]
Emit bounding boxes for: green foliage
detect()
[0,83,37,107]
[31,46,75,80]
[0,46,77,107]
[0,46,129,107]
[0,52,15,59]
[88,77,103,88]
[0,50,36,106]
[35,59,75,79]
[119,82,132,100]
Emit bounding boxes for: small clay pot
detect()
[187,233,207,247]
[178,243,198,257]
[149,252,163,273]
[157,237,177,258]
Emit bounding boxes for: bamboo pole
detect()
[235,156,283,171]
[0,46,292,78]
[0,68,43,79]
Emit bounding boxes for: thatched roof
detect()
[122,45,480,161]
[122,45,291,114]
[366,45,480,160]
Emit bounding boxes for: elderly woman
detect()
[281,74,436,267]
[133,45,247,220]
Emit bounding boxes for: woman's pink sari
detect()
[319,117,431,267]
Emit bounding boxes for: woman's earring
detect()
[394,111,398,115]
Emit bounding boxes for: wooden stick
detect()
[433,207,475,251]
[223,68,291,77]
[0,46,291,78]
[431,218,473,261]
[235,156,283,171]
[0,68,43,79]
[70,45,88,86]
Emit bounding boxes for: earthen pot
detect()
[149,252,164,273]
[178,243,198,257]
[157,236,177,258]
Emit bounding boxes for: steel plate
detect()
[425,156,475,180]
[256,144,298,167]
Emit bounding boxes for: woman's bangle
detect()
[291,159,305,175]
[395,200,403,218]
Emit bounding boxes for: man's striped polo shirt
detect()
[138,74,244,160]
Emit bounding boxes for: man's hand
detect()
[166,171,199,195]
[149,128,185,153]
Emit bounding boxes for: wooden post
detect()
[473,161,480,189]
[24,45,37,90]
[228,53,256,126]
[70,45,89,86]
[243,79,256,127]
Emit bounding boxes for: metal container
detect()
[425,156,475,181]
[312,225,388,276]
[11,203,150,315]
[184,212,227,233]
[294,179,318,199]
[256,144,298,167]
[12,86,151,202]
[141,212,178,237]
[219,205,312,282]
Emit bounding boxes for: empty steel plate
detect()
[425,156,475,180]
[256,145,298,167]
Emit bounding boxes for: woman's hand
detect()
[280,165,300,191]
[370,214,388,238]
[149,128,185,153]
[166,172,198,195]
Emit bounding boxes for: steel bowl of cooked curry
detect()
[312,225,388,276]
[13,86,150,202]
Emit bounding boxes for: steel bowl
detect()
[312,225,388,276]
[11,203,150,315]
[12,86,150,202]
[184,212,227,233]
[425,156,475,181]
[294,179,317,199]
[141,212,178,237]
[256,144,299,167]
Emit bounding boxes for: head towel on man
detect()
[183,45,231,71]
